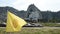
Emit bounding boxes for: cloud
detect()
[12,0,46,10]
[0,0,59,11]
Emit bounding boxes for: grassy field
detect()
[0,27,60,34]
[40,23,60,27]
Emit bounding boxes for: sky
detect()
[0,0,60,12]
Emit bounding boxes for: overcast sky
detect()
[0,0,60,12]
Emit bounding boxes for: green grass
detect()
[0,27,60,34]
[40,23,60,27]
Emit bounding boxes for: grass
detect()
[0,27,60,34]
[40,23,60,27]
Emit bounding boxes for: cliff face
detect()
[26,4,42,21]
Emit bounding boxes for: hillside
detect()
[0,4,60,23]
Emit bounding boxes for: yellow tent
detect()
[6,11,27,32]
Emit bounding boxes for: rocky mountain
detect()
[26,4,42,22]
[0,4,60,23]
[0,6,19,22]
